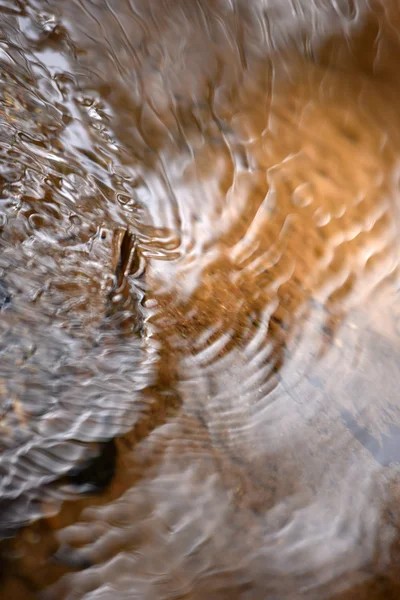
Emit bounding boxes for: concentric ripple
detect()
[1,1,400,599]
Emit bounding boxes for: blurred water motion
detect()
[1,0,400,598]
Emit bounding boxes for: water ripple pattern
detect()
[1,1,400,599]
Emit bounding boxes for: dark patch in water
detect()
[0,281,11,311]
[341,408,400,467]
[0,496,39,540]
[66,438,117,494]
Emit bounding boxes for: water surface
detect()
[1,1,400,598]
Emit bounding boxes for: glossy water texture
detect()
[1,0,400,598]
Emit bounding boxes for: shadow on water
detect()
[1,0,400,598]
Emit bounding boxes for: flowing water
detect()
[1,0,400,598]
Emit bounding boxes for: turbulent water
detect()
[1,0,400,598]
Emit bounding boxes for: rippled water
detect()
[1,0,400,598]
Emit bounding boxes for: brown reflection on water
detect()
[1,0,400,598]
